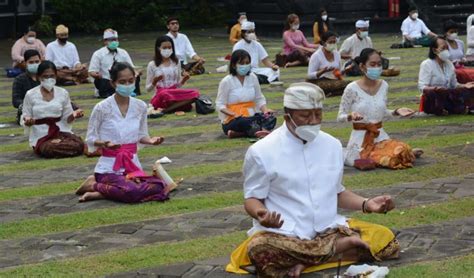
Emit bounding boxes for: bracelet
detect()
[362,198,371,214]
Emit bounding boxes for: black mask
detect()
[58,37,68,44]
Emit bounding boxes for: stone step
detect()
[107,216,474,277]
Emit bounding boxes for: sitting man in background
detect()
[12,49,41,124]
[227,82,400,277]
[400,6,437,47]
[89,29,141,98]
[166,17,206,75]
[46,24,89,85]
[340,20,373,76]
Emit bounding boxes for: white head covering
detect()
[355,20,370,28]
[241,21,255,31]
[103,29,118,39]
[284,82,325,109]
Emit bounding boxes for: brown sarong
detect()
[34,117,84,158]
[57,64,89,85]
[353,122,415,169]
[306,78,351,97]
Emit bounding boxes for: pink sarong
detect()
[101,143,145,176]
[150,85,200,111]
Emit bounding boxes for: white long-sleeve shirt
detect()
[45,40,81,68]
[86,96,149,174]
[308,48,341,79]
[467,14,474,55]
[88,47,134,80]
[215,73,266,123]
[418,58,458,92]
[21,85,74,147]
[145,60,182,92]
[339,33,373,59]
[244,123,347,240]
[166,32,197,65]
[401,16,431,39]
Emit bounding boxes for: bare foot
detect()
[227,130,246,139]
[78,191,104,202]
[75,175,96,195]
[412,148,424,158]
[255,130,271,139]
[335,235,370,254]
[288,263,306,278]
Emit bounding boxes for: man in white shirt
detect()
[166,17,206,75]
[340,20,374,76]
[226,82,400,277]
[233,21,280,84]
[400,6,437,46]
[45,25,88,85]
[89,29,141,98]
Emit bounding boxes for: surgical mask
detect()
[26,37,35,44]
[108,40,119,50]
[437,50,450,62]
[245,33,257,41]
[26,63,39,74]
[58,37,68,44]
[239,19,247,25]
[447,33,458,40]
[366,67,382,80]
[41,78,56,91]
[325,43,337,52]
[291,24,300,31]
[411,13,418,20]
[116,84,135,97]
[289,115,321,142]
[359,31,369,39]
[160,48,173,58]
[321,15,328,21]
[236,64,251,76]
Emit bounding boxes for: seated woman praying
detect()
[216,50,277,139]
[22,60,84,158]
[147,36,200,113]
[281,14,319,68]
[76,62,176,203]
[418,37,474,115]
[338,48,422,169]
[307,31,351,96]
[443,20,474,84]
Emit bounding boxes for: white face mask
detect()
[160,48,173,58]
[291,24,300,31]
[325,43,337,52]
[447,33,458,40]
[239,19,247,25]
[26,37,35,44]
[359,31,369,39]
[411,13,418,20]
[41,78,56,91]
[289,115,321,142]
[437,50,450,62]
[245,33,257,41]
[321,15,328,21]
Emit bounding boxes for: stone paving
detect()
[1,174,473,269]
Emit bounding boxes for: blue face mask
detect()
[236,64,251,76]
[366,67,382,80]
[27,63,39,74]
[116,84,135,97]
[108,40,119,50]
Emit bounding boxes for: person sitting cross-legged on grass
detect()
[226,82,400,278]
[338,48,423,170]
[76,62,176,203]
[147,36,200,113]
[216,49,276,139]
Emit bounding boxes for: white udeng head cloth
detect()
[355,20,370,28]
[284,82,325,109]
[241,21,255,31]
[103,29,118,39]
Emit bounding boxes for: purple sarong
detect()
[93,173,169,203]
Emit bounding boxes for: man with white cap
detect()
[340,20,373,61]
[233,21,280,84]
[45,24,89,85]
[89,28,141,98]
[400,6,437,46]
[226,82,400,277]
[166,17,206,74]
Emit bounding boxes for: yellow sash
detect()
[224,101,256,124]
[225,218,395,274]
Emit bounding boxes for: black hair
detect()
[284,14,299,31]
[408,5,418,13]
[443,19,458,33]
[428,36,445,60]
[23,49,40,62]
[154,36,178,66]
[37,60,57,76]
[229,49,251,76]
[109,62,135,82]
[166,17,179,25]
[354,48,380,65]
[321,31,337,44]
[23,26,36,35]
[316,7,328,37]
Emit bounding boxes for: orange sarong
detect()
[224,101,256,124]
